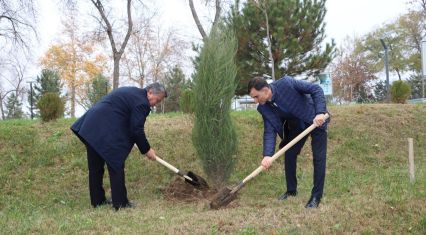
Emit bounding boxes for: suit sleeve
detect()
[262,114,276,157]
[130,104,151,154]
[290,78,327,115]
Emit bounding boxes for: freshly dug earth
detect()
[162,177,240,208]
[163,177,217,202]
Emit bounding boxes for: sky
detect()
[36,0,412,58]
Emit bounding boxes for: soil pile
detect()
[163,177,216,202]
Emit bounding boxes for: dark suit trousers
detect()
[280,126,327,199]
[86,144,129,208]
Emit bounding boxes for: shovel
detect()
[210,113,329,209]
[155,155,209,190]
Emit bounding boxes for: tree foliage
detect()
[5,93,24,119]
[29,69,62,117]
[353,9,425,79]
[163,66,189,112]
[84,74,109,109]
[179,89,195,114]
[229,0,335,94]
[390,80,411,103]
[40,7,107,118]
[330,38,377,103]
[192,23,238,188]
[406,74,424,99]
[32,69,62,102]
[37,92,65,122]
[373,80,388,102]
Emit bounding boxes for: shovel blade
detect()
[185,171,209,190]
[209,187,238,209]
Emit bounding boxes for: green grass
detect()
[0,104,425,234]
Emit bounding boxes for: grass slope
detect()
[0,104,425,234]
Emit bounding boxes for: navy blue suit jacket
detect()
[257,76,328,156]
[71,87,151,171]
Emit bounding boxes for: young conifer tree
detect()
[192,22,238,188]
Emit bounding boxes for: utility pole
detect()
[380,39,390,102]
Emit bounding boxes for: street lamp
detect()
[380,38,390,102]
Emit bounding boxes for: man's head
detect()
[248,76,272,105]
[146,83,167,107]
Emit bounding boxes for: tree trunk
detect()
[92,0,133,90]
[188,0,221,40]
[113,53,121,89]
[263,6,275,80]
[0,98,4,120]
[188,0,207,39]
[71,85,76,118]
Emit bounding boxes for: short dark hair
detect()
[146,82,168,97]
[247,76,269,94]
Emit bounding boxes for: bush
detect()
[179,89,194,113]
[390,80,411,103]
[37,92,65,122]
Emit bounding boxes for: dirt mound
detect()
[163,177,217,203]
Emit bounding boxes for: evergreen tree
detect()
[192,22,238,188]
[5,93,24,119]
[406,74,424,99]
[163,66,189,112]
[29,69,62,115]
[229,0,335,94]
[373,80,388,102]
[86,74,109,108]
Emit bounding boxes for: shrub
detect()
[390,80,411,103]
[37,92,65,122]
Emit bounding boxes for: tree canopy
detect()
[229,0,335,94]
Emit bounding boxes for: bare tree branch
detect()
[0,0,37,52]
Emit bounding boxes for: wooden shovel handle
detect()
[155,156,194,182]
[241,113,330,184]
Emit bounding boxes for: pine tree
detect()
[87,74,109,108]
[373,80,388,102]
[163,66,189,112]
[29,69,62,116]
[192,23,238,188]
[229,0,335,94]
[6,93,24,119]
[406,75,423,99]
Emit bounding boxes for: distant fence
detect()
[408,98,426,104]
[231,95,257,111]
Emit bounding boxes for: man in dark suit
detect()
[248,76,328,208]
[71,83,167,210]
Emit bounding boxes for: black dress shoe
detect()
[305,197,321,208]
[278,191,298,200]
[114,201,135,211]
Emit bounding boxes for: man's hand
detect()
[145,148,156,161]
[313,113,326,127]
[261,156,273,170]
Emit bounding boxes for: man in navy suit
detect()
[71,83,167,210]
[248,76,328,208]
